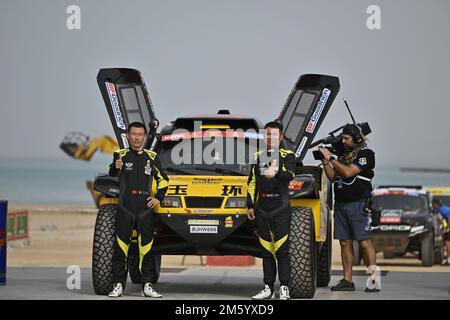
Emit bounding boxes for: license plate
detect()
[189,226,218,234]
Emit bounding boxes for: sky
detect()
[0,0,449,168]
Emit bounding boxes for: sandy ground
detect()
[6,204,450,273]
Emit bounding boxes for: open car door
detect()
[97,68,158,149]
[278,74,340,162]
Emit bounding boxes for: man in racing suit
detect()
[247,120,296,300]
[108,122,169,298]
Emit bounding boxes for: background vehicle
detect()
[60,132,119,208]
[354,186,444,266]
[427,187,450,206]
[90,68,340,298]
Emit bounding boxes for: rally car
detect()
[90,68,340,298]
[354,186,444,266]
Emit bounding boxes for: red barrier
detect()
[207,256,255,266]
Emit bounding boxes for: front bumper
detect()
[156,213,256,255]
[371,225,429,253]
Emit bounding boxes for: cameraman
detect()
[319,123,380,292]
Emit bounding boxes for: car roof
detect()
[373,187,429,197]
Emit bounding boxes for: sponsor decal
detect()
[224,216,233,228]
[125,162,133,171]
[192,178,222,185]
[378,225,411,231]
[380,210,402,224]
[221,185,243,196]
[193,209,214,214]
[167,185,188,196]
[121,133,129,148]
[105,82,126,130]
[380,217,401,224]
[144,160,152,175]
[188,219,220,226]
[359,157,367,166]
[289,180,304,191]
[161,130,263,142]
[381,210,402,217]
[109,188,119,194]
[306,88,331,133]
[295,136,308,158]
[189,226,218,234]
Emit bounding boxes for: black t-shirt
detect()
[334,148,375,203]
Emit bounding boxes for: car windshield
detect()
[157,136,259,176]
[372,195,427,211]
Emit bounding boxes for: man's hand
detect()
[115,155,123,170]
[247,208,255,221]
[263,166,277,179]
[146,197,160,209]
[319,148,332,161]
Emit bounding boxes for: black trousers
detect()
[112,204,156,284]
[255,204,291,287]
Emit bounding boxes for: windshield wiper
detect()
[193,166,247,176]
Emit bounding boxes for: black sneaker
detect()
[330,279,355,291]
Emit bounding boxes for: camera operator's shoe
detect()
[330,279,355,291]
[108,283,123,297]
[251,285,275,300]
[365,265,381,292]
[279,286,290,300]
[142,283,163,298]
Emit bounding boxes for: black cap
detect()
[342,123,361,136]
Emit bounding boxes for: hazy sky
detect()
[1,0,449,168]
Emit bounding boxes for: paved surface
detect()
[1,267,449,300]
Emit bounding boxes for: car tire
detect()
[421,231,434,267]
[289,206,316,298]
[316,214,332,287]
[383,252,396,259]
[92,204,116,295]
[434,241,444,265]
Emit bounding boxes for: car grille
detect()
[185,197,224,208]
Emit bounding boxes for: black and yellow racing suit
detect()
[109,148,169,285]
[247,148,296,289]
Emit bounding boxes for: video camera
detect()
[310,99,372,161]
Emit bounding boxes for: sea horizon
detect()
[1,158,449,205]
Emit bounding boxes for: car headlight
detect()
[161,196,182,208]
[225,197,247,208]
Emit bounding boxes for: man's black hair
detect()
[264,119,284,132]
[127,122,147,133]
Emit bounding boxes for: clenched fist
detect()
[115,155,123,170]
[247,208,255,221]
